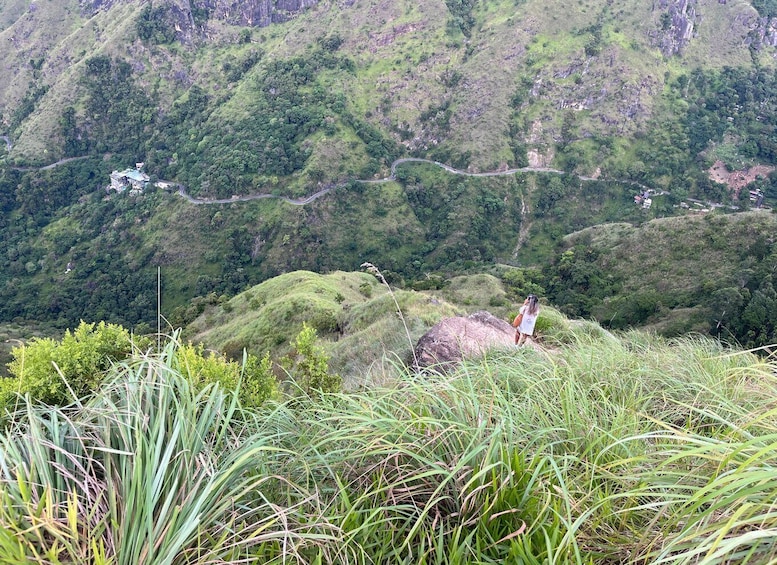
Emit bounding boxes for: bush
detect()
[531,307,574,343]
[532,312,554,336]
[281,323,341,398]
[3,321,140,410]
[174,343,278,407]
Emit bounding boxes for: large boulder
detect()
[414,311,514,371]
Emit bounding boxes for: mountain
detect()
[1,0,777,344]
[3,0,775,175]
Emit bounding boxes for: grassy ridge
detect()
[1,316,776,562]
[184,270,465,386]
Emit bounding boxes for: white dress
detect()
[517,305,539,335]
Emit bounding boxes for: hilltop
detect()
[182,268,531,385]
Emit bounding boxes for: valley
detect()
[2,2,777,560]
[0,0,776,353]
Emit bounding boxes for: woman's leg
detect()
[517,332,526,346]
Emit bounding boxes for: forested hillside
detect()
[543,211,777,348]
[1,0,777,347]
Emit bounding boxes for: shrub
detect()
[3,321,140,410]
[174,343,278,407]
[359,281,373,297]
[310,309,339,334]
[281,323,341,398]
[532,312,554,336]
[529,307,574,344]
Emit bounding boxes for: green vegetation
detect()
[683,66,777,168]
[752,0,777,18]
[173,342,279,408]
[183,270,463,386]
[0,322,280,416]
[136,3,177,44]
[444,0,476,37]
[81,55,157,158]
[0,341,279,564]
[543,211,777,348]
[1,10,776,562]
[1,0,777,353]
[2,321,138,409]
[281,323,342,398]
[0,323,50,378]
[0,169,165,329]
[1,317,776,563]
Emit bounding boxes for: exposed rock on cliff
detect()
[81,0,319,26]
[197,0,319,27]
[651,0,698,56]
[414,311,515,372]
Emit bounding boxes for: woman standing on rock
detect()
[513,294,540,346]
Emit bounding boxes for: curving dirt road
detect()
[175,185,333,205]
[10,155,90,171]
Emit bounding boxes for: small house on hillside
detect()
[634,190,653,209]
[109,163,149,194]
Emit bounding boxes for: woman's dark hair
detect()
[526,294,540,316]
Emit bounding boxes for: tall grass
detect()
[0,339,336,564]
[0,328,776,563]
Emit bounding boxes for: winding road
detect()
[0,135,11,153]
[174,158,626,206]
[11,156,89,171]
[3,149,660,207]
[175,185,333,206]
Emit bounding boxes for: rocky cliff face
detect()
[651,0,698,57]
[649,0,777,56]
[196,0,320,27]
[79,0,320,32]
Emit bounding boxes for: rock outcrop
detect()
[81,0,319,27]
[198,0,319,27]
[651,0,698,57]
[414,311,515,372]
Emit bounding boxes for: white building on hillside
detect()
[109,163,150,194]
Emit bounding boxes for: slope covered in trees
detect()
[0,0,776,345]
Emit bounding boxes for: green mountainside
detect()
[547,209,777,347]
[1,0,777,349]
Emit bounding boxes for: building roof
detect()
[121,169,150,182]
